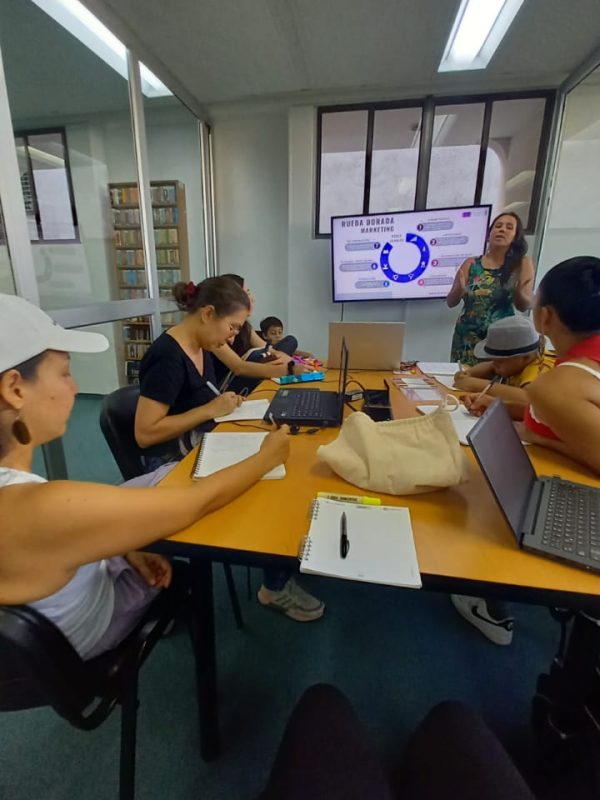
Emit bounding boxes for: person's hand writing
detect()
[126,551,172,588]
[462,393,493,417]
[206,392,242,418]
[260,425,290,467]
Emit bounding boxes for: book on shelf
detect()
[109,180,188,386]
[112,206,180,226]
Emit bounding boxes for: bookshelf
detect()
[109,180,189,384]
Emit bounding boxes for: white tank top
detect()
[559,361,600,379]
[0,467,115,658]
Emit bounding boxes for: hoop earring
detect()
[12,415,32,446]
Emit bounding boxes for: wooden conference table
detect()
[157,369,600,759]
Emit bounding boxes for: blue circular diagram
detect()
[380,233,430,283]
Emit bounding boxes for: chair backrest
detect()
[99,385,145,480]
[0,605,95,722]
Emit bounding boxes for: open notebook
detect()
[192,433,286,480]
[299,498,421,588]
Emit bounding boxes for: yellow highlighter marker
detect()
[317,492,381,506]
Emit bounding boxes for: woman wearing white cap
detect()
[0,294,289,658]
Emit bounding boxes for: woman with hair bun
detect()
[136,276,325,621]
[446,212,535,365]
[135,276,251,468]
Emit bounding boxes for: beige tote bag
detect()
[317,408,470,495]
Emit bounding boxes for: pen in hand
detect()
[206,381,221,397]
[339,511,350,559]
[473,374,501,404]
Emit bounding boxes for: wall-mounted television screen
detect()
[331,204,491,302]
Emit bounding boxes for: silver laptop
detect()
[468,399,600,572]
[328,322,405,370]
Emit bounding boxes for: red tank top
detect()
[524,333,600,440]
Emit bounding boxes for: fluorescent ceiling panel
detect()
[439,0,525,72]
[30,0,172,96]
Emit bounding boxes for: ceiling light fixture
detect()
[31,0,172,96]
[438,0,525,72]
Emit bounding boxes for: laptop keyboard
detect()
[542,481,600,561]
[285,389,327,419]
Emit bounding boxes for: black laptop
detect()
[467,399,600,572]
[264,339,349,427]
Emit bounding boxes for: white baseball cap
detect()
[0,294,109,373]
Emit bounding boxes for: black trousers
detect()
[258,684,535,800]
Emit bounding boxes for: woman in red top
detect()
[522,256,600,474]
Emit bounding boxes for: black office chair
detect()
[0,576,185,800]
[99,385,244,628]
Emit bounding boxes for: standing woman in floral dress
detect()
[446,212,535,365]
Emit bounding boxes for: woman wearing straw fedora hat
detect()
[454,316,554,417]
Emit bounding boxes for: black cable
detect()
[345,377,367,393]
[229,421,271,431]
[340,302,345,322]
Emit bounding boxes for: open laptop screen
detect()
[337,338,349,422]
[467,399,537,540]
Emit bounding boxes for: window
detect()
[315,92,554,236]
[426,102,485,208]
[13,129,78,243]
[317,110,369,235]
[369,107,422,214]
[481,98,548,226]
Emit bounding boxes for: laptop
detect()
[265,339,349,427]
[467,399,600,572]
[328,322,405,371]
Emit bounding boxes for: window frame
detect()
[11,126,80,245]
[315,90,556,239]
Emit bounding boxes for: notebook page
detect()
[430,374,456,390]
[418,362,459,376]
[300,499,420,588]
[215,399,270,423]
[193,433,285,479]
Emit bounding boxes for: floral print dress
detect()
[450,257,515,365]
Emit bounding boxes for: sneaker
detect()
[451,594,514,646]
[258,579,325,622]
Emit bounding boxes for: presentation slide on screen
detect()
[331,205,491,302]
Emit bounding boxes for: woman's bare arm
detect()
[0,429,289,602]
[525,370,600,474]
[212,343,287,378]
[513,256,535,311]
[446,259,473,308]
[135,393,241,448]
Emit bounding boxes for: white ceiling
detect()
[82,0,600,108]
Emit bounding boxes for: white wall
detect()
[212,110,289,324]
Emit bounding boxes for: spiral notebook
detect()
[192,433,286,480]
[299,498,421,588]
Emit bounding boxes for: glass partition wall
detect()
[0,0,210,478]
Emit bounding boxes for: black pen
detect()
[339,511,350,559]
